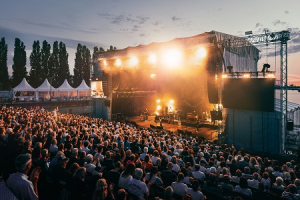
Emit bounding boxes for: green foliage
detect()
[29,40,43,88]
[0,37,10,90]
[12,38,27,88]
[57,42,70,87]
[73,44,91,87]
[41,40,51,80]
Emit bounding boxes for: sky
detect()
[1,0,300,85]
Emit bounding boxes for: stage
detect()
[127,115,218,141]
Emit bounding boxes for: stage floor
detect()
[127,115,218,141]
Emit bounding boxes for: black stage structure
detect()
[91,30,281,155]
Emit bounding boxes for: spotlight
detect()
[157,105,162,110]
[222,74,228,78]
[267,73,275,78]
[103,60,107,66]
[196,47,207,58]
[162,49,182,67]
[129,56,138,66]
[148,54,157,64]
[156,99,161,103]
[243,73,251,78]
[150,74,156,79]
[115,58,122,66]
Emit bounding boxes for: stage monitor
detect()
[222,78,275,112]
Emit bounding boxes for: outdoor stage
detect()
[127,115,218,141]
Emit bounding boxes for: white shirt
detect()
[128,179,148,200]
[192,171,205,181]
[247,179,259,189]
[172,164,180,173]
[118,172,132,190]
[6,173,38,200]
[234,185,252,197]
[171,181,188,197]
[187,188,204,200]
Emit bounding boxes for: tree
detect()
[41,40,51,80]
[57,42,70,87]
[0,37,10,90]
[29,40,43,88]
[73,44,91,87]
[12,38,27,87]
[49,41,60,87]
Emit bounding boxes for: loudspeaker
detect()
[287,121,294,131]
[104,100,110,107]
[207,78,218,104]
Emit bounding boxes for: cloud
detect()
[255,23,263,28]
[284,10,289,14]
[272,20,287,26]
[171,16,182,21]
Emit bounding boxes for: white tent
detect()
[36,79,59,100]
[13,78,36,100]
[13,78,35,91]
[76,80,90,91]
[57,79,76,97]
[76,80,91,98]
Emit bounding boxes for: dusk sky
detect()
[1,0,300,84]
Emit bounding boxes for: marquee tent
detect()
[13,78,36,100]
[36,79,59,99]
[76,80,91,98]
[57,79,76,97]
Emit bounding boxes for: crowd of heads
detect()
[0,106,300,200]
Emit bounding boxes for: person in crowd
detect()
[234,177,252,197]
[171,172,188,198]
[282,184,300,200]
[127,168,150,199]
[186,179,204,200]
[247,172,260,189]
[161,162,177,187]
[6,153,41,200]
[118,163,135,190]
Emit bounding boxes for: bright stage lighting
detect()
[115,58,122,66]
[157,105,162,110]
[169,99,174,104]
[162,49,182,67]
[222,74,228,78]
[148,54,157,64]
[103,60,107,66]
[129,56,138,66]
[150,73,156,79]
[156,99,161,103]
[196,47,207,58]
[267,73,275,78]
[243,73,251,78]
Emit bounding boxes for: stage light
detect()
[243,73,251,78]
[157,105,162,110]
[267,73,275,78]
[155,111,159,116]
[162,49,182,67]
[156,99,161,103]
[215,74,218,79]
[115,58,122,66]
[148,54,157,64]
[222,74,228,78]
[196,47,207,58]
[103,60,107,66]
[150,73,156,79]
[169,99,174,104]
[129,56,138,66]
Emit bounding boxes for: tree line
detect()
[0,37,116,90]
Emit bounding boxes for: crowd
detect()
[0,106,300,200]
